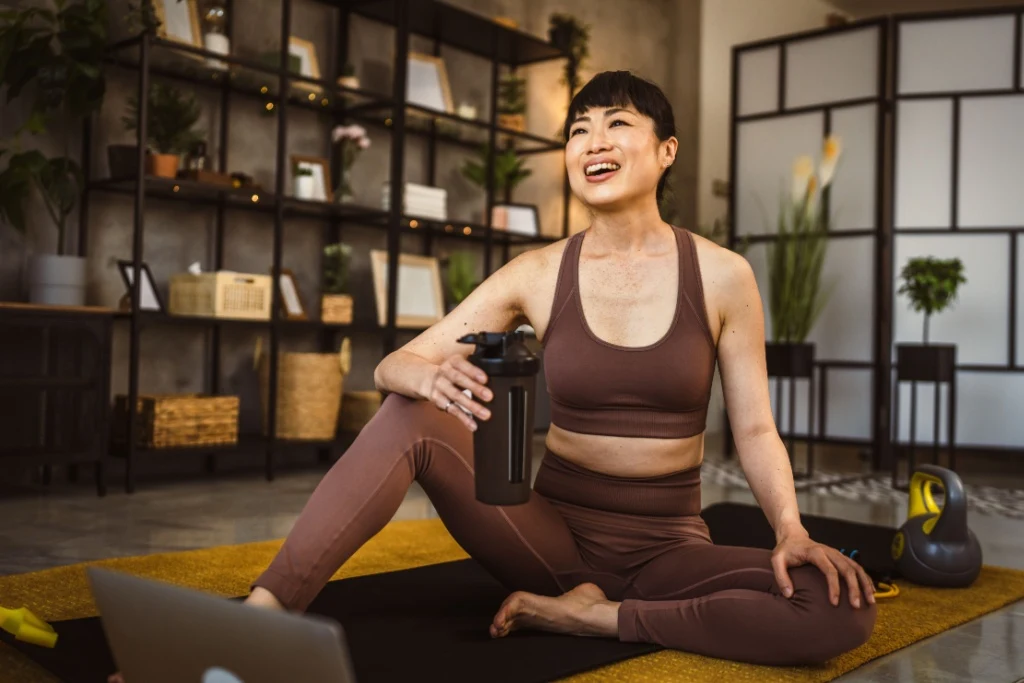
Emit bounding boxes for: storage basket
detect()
[113,394,239,449]
[255,337,351,440]
[338,390,382,432]
[321,294,353,324]
[169,272,272,320]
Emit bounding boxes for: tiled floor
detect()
[1,437,1022,682]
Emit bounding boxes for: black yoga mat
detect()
[4,502,898,683]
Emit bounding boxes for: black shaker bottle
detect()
[458,330,540,505]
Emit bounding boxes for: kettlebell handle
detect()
[909,465,968,543]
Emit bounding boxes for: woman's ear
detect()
[660,136,679,168]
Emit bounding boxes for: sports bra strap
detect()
[543,231,584,345]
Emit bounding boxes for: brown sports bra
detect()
[540,225,717,439]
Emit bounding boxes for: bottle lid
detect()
[458,330,539,376]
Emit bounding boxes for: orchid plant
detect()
[765,135,841,344]
[331,123,370,202]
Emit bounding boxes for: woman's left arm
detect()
[712,249,874,608]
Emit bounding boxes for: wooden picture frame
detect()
[117,260,165,312]
[406,52,454,115]
[369,251,445,328]
[152,0,203,50]
[289,37,323,94]
[291,155,333,203]
[276,268,307,320]
[492,203,540,237]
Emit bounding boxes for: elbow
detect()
[732,422,779,450]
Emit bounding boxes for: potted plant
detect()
[460,145,532,205]
[0,0,107,306]
[445,251,478,313]
[895,256,966,383]
[293,164,315,199]
[331,123,371,204]
[763,135,841,379]
[497,74,527,132]
[322,242,353,324]
[548,13,589,93]
[122,82,204,179]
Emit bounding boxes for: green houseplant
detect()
[122,82,204,178]
[0,0,108,305]
[497,74,527,132]
[763,135,841,379]
[321,242,353,323]
[548,13,589,94]
[898,257,966,345]
[460,145,531,204]
[445,251,478,312]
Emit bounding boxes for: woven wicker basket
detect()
[321,294,353,324]
[113,394,239,449]
[338,390,382,432]
[255,337,352,440]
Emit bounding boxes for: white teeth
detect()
[585,162,621,176]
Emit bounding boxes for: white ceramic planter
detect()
[295,175,315,200]
[29,253,87,306]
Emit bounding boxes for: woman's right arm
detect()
[373,249,539,431]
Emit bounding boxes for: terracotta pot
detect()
[147,153,180,178]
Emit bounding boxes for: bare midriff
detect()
[543,424,705,478]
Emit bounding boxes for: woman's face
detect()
[565,105,676,211]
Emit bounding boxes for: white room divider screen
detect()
[728,19,889,467]
[728,6,1024,472]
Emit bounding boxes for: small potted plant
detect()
[293,164,315,199]
[445,251,478,313]
[122,82,205,179]
[497,74,527,132]
[460,145,531,205]
[322,242,353,324]
[763,135,841,379]
[548,13,590,93]
[331,123,371,203]
[896,256,967,382]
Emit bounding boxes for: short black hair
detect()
[562,71,676,201]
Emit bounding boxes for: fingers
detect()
[810,548,841,606]
[771,551,794,598]
[834,551,864,609]
[448,357,493,403]
[856,562,877,605]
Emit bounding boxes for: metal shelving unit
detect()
[81,0,573,493]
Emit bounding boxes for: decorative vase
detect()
[28,253,87,306]
[335,171,354,204]
[147,153,179,179]
[321,294,353,324]
[204,32,230,71]
[295,175,315,200]
[895,343,956,383]
[765,341,815,379]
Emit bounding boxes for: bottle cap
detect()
[458,330,539,376]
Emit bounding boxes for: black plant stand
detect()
[766,342,816,479]
[891,343,957,490]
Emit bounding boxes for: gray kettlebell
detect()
[891,465,982,588]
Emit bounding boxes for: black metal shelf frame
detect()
[82,0,574,493]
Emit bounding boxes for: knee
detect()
[365,392,470,450]
[790,566,876,663]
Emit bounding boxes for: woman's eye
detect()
[610,119,627,127]
[570,127,586,136]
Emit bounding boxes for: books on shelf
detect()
[381,182,447,221]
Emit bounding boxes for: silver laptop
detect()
[87,567,358,683]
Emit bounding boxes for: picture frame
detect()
[291,155,332,203]
[406,52,453,115]
[289,37,322,94]
[492,203,540,237]
[275,268,307,320]
[369,251,445,328]
[117,260,165,312]
[152,0,203,50]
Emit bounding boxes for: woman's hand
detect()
[771,527,876,609]
[426,354,493,431]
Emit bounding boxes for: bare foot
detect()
[489,583,620,639]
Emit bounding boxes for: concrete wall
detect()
[0,0,700,442]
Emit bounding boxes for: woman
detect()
[248,70,876,666]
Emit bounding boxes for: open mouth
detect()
[584,162,620,178]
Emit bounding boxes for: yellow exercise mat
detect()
[2,518,1023,683]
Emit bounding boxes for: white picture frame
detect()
[492,203,539,237]
[369,251,445,328]
[117,261,164,312]
[406,53,453,114]
[276,268,307,320]
[153,0,203,50]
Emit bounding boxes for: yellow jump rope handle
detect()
[0,606,58,648]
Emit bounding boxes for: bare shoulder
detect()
[510,237,572,337]
[689,230,758,328]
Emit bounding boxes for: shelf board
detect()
[403,216,560,245]
[343,0,568,66]
[112,309,373,332]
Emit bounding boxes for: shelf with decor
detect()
[56,0,577,494]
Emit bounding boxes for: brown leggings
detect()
[253,393,875,666]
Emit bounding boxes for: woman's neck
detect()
[586,199,672,253]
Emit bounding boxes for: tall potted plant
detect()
[0,0,107,306]
[895,256,966,383]
[122,82,204,179]
[763,135,840,378]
